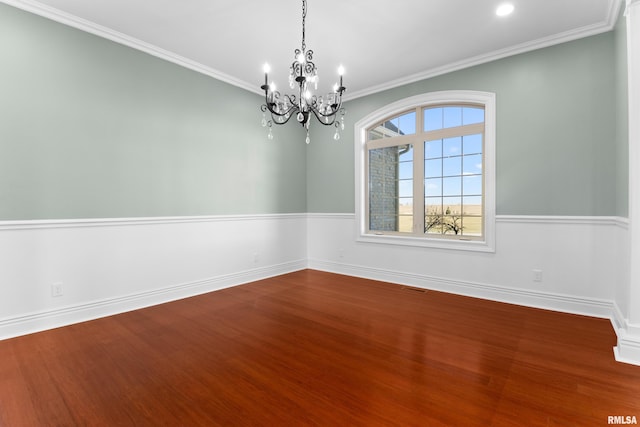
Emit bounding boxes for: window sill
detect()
[357,232,495,253]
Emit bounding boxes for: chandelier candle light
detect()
[260,0,346,144]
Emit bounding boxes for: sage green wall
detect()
[615,10,629,218]
[308,32,619,216]
[0,3,307,220]
[1,3,624,220]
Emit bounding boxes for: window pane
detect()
[443,197,462,212]
[463,175,482,196]
[444,107,462,128]
[370,214,396,231]
[463,154,483,175]
[443,156,461,177]
[425,158,441,178]
[425,140,442,159]
[399,144,413,162]
[368,145,413,233]
[398,111,416,135]
[371,123,396,139]
[425,220,444,235]
[399,180,413,198]
[399,215,413,233]
[425,197,443,214]
[463,134,482,155]
[399,197,413,207]
[440,200,462,235]
[463,196,482,213]
[399,195,413,234]
[399,161,413,180]
[461,216,482,237]
[368,127,384,140]
[384,118,399,135]
[424,108,443,131]
[425,215,443,234]
[462,107,484,125]
[371,112,417,138]
[425,178,441,197]
[370,122,392,139]
[442,215,463,235]
[443,177,461,196]
[443,137,462,157]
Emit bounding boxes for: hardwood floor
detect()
[1,270,639,426]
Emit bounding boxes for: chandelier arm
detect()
[271,111,296,125]
[308,106,339,126]
[262,102,299,120]
[263,106,298,125]
[262,90,297,113]
[283,93,298,107]
[261,89,299,126]
[313,98,344,118]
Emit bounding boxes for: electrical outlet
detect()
[51,282,63,297]
[253,252,260,263]
[338,249,344,259]
[532,269,543,282]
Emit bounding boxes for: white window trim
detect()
[354,90,496,252]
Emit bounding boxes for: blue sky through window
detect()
[425,106,484,131]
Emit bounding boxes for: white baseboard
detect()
[613,339,640,366]
[611,302,640,366]
[308,259,614,319]
[0,260,306,340]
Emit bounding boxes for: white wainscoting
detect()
[0,214,307,340]
[307,214,626,319]
[2,212,638,365]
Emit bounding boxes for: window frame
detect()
[354,90,496,252]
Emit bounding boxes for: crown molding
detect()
[1,0,623,101]
[346,0,623,101]
[0,0,262,95]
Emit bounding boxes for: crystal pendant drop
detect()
[261,113,267,127]
[305,132,311,145]
[268,127,274,140]
[333,129,340,141]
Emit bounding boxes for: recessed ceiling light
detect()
[496,3,514,17]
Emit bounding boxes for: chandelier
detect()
[260,0,346,144]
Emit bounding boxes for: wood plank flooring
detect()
[1,270,639,426]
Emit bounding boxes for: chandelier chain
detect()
[301,0,307,52]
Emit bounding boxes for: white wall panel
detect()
[308,214,624,318]
[0,215,307,339]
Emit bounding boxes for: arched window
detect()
[355,91,495,252]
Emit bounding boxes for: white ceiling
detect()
[3,0,622,99]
